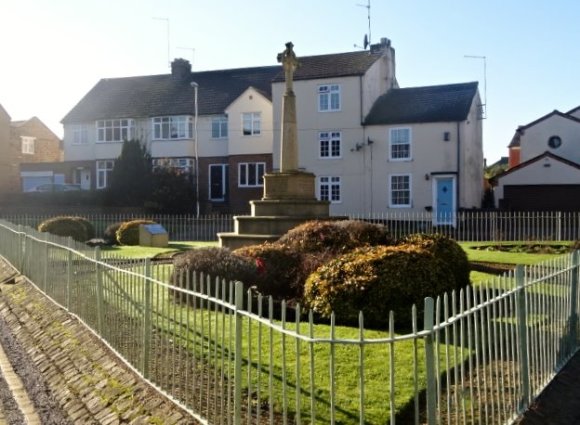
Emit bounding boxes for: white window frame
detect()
[71,125,89,145]
[152,158,194,174]
[318,84,341,112]
[238,162,265,187]
[21,136,35,154]
[211,115,228,139]
[152,116,193,140]
[389,174,412,208]
[389,127,412,161]
[319,131,342,158]
[242,112,261,136]
[96,160,114,189]
[96,119,134,143]
[318,176,341,203]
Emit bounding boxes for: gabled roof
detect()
[364,82,478,125]
[508,110,580,148]
[494,151,580,182]
[62,65,280,124]
[0,104,10,120]
[566,105,580,116]
[272,50,384,82]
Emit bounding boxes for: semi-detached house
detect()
[57,37,484,219]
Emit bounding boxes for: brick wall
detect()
[2,117,62,194]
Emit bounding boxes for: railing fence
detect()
[0,219,579,424]
[2,210,580,242]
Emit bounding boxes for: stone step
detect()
[234,215,328,236]
[250,199,329,217]
[217,233,280,250]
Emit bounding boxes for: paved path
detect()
[0,257,198,424]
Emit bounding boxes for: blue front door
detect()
[436,177,454,225]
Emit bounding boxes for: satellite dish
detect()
[363,34,369,50]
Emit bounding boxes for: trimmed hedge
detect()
[38,216,95,242]
[171,247,256,303]
[400,233,470,291]
[303,244,454,328]
[115,219,156,245]
[277,219,393,254]
[234,243,306,300]
[103,221,124,245]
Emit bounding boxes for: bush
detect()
[103,221,124,245]
[115,219,156,245]
[38,216,95,242]
[276,220,350,253]
[400,233,470,291]
[334,220,394,247]
[303,244,454,328]
[171,247,257,303]
[234,243,305,300]
[277,220,393,255]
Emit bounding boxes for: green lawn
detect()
[460,241,570,265]
[100,241,216,258]
[98,271,467,424]
[61,239,574,423]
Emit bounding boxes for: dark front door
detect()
[209,164,228,201]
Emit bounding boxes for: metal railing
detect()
[0,220,579,424]
[2,210,580,242]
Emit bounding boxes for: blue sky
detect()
[2,0,579,163]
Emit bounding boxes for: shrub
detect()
[103,221,124,245]
[334,220,394,247]
[73,217,96,240]
[400,233,470,291]
[234,243,305,300]
[38,216,95,242]
[277,220,393,255]
[276,220,351,253]
[171,247,257,303]
[303,244,454,328]
[115,219,156,245]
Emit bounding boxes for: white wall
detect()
[225,87,273,156]
[495,157,580,202]
[519,114,580,163]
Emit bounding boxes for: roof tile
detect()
[364,82,478,125]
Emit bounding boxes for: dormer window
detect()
[548,135,562,149]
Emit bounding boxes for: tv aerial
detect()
[353,0,371,50]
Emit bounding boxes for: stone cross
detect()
[277,42,299,94]
[277,42,299,172]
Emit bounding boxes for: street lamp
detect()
[191,81,200,217]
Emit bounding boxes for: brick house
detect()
[0,106,62,194]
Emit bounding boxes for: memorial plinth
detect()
[218,42,331,250]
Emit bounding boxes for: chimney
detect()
[370,37,391,54]
[171,58,192,80]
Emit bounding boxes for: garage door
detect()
[22,176,53,192]
[501,185,580,211]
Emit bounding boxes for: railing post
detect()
[95,247,104,335]
[66,237,73,311]
[234,281,244,425]
[424,297,437,424]
[569,251,579,348]
[142,259,152,379]
[18,225,25,271]
[42,233,49,292]
[515,265,530,411]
